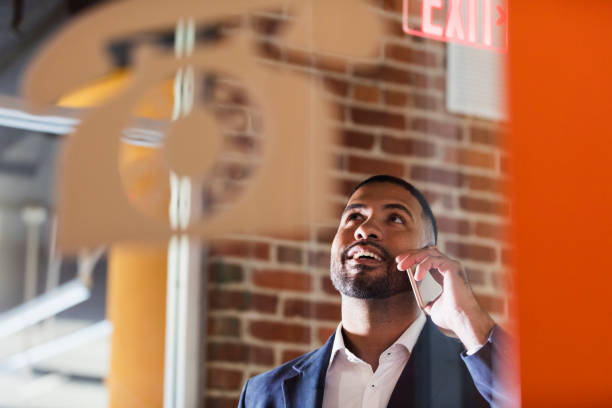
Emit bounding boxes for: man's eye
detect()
[389,214,404,224]
[345,213,363,222]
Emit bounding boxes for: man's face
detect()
[330,182,428,299]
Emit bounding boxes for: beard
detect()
[330,240,413,299]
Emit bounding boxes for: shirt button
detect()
[371,384,375,388]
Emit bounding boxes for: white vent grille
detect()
[446,43,507,121]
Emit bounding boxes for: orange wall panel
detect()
[510,1,612,405]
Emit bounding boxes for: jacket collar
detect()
[282,332,335,408]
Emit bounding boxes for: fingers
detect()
[395,246,441,271]
[413,255,460,281]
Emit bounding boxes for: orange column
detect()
[106,144,170,408]
[510,1,612,406]
[107,243,167,408]
[59,73,173,408]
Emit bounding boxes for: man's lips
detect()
[342,241,390,266]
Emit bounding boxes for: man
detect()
[238,175,513,408]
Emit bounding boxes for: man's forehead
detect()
[346,182,422,214]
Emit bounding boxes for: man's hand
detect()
[396,247,495,352]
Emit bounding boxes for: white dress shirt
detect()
[322,312,427,408]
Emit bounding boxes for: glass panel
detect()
[0,1,516,407]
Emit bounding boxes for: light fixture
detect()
[0,280,90,340]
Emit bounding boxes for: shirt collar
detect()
[327,311,427,371]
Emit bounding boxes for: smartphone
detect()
[406,264,443,310]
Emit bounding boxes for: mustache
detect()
[341,240,392,262]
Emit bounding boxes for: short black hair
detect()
[349,175,438,245]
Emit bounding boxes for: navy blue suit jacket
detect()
[238,318,497,408]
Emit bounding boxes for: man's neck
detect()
[340,292,421,371]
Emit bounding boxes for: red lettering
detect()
[445,0,465,40]
[483,0,492,46]
[422,0,443,36]
[467,0,478,43]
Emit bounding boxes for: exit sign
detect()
[403,0,508,52]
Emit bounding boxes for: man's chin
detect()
[333,271,412,299]
[339,283,412,300]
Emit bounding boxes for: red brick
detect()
[335,177,358,196]
[385,18,405,37]
[208,342,274,365]
[249,320,310,343]
[383,90,408,106]
[217,161,251,180]
[207,316,240,337]
[445,147,496,169]
[215,106,248,132]
[227,134,257,154]
[412,94,443,110]
[206,367,243,390]
[385,44,438,67]
[208,262,243,284]
[467,174,505,193]
[318,326,336,344]
[260,230,310,241]
[321,276,338,295]
[258,39,282,60]
[420,189,455,210]
[470,126,505,146]
[411,165,464,187]
[340,130,376,150]
[205,397,240,408]
[284,299,341,321]
[383,89,444,111]
[308,250,330,269]
[491,273,511,292]
[286,49,313,67]
[334,153,346,171]
[350,107,405,129]
[316,226,338,245]
[251,15,285,35]
[210,239,270,260]
[252,269,312,291]
[433,76,446,91]
[381,136,436,157]
[381,0,403,12]
[353,84,381,103]
[213,82,247,106]
[348,156,404,177]
[474,222,507,240]
[314,55,347,73]
[436,216,470,235]
[475,294,505,315]
[411,117,462,140]
[459,196,509,216]
[445,242,497,263]
[355,64,429,87]
[465,268,486,286]
[209,289,278,313]
[322,76,349,97]
[277,246,303,265]
[282,349,308,363]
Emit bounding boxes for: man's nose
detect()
[354,219,382,240]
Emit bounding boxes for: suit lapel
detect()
[282,333,335,408]
[387,318,462,408]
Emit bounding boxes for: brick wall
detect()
[202,2,510,406]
